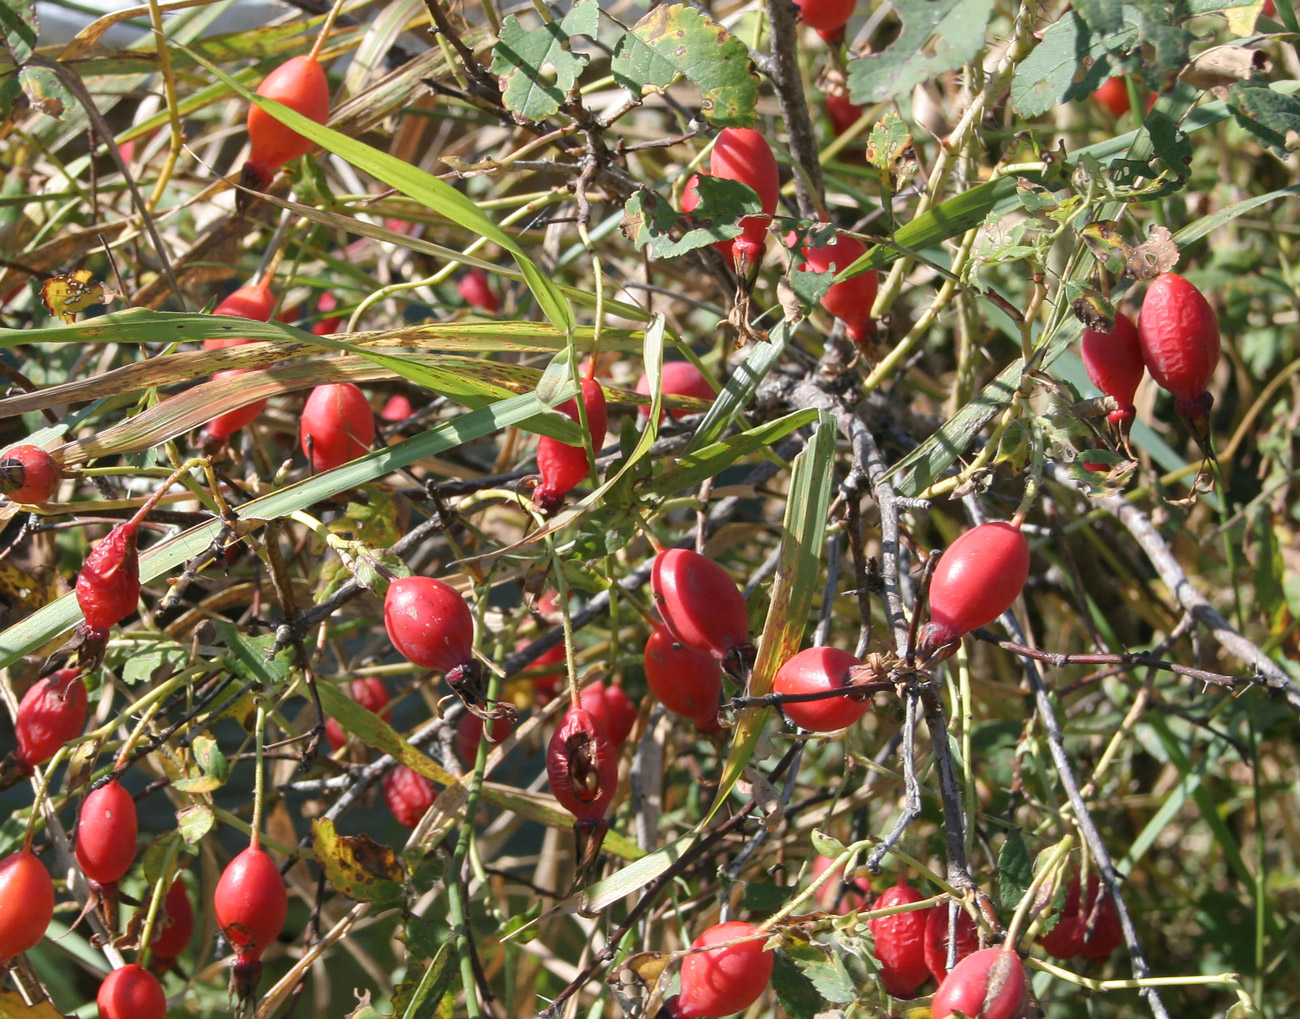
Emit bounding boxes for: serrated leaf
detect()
[847,0,996,105]
[121,643,189,686]
[313,817,406,908]
[1010,9,1138,117]
[771,950,825,1019]
[176,804,215,843]
[611,4,759,126]
[1074,0,1125,35]
[1226,81,1300,157]
[490,0,597,122]
[214,621,293,689]
[864,111,913,172]
[0,0,37,66]
[997,828,1034,905]
[786,940,857,1004]
[621,176,754,259]
[788,265,834,310]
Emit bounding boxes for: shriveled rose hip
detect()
[383,765,437,828]
[534,376,607,514]
[76,522,141,634]
[14,667,87,769]
[931,947,1031,1019]
[870,877,933,998]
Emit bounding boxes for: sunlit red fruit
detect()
[534,376,608,514]
[795,231,878,347]
[214,845,288,959]
[772,646,870,732]
[667,920,774,1019]
[578,681,638,748]
[383,576,475,673]
[75,779,139,887]
[651,548,752,669]
[97,964,167,1019]
[245,55,330,186]
[0,850,54,963]
[204,282,276,349]
[643,625,723,730]
[458,268,500,314]
[546,707,617,821]
[635,361,716,421]
[917,522,1030,658]
[870,878,933,998]
[931,947,1030,1019]
[0,445,62,505]
[925,905,980,981]
[1137,272,1221,420]
[14,667,87,769]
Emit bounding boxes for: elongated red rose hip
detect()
[773,646,871,732]
[931,947,1031,1019]
[150,877,195,962]
[668,920,774,1019]
[917,521,1029,658]
[15,667,87,769]
[204,281,276,349]
[382,765,437,827]
[796,231,878,347]
[76,521,141,635]
[244,55,330,186]
[215,843,288,1002]
[0,850,54,963]
[203,369,268,441]
[578,682,638,748]
[1081,311,1144,434]
[635,361,715,422]
[681,129,780,281]
[97,963,166,1019]
[384,576,475,673]
[0,445,61,505]
[643,625,723,729]
[871,878,933,998]
[793,0,855,36]
[652,548,753,674]
[1137,272,1220,420]
[300,383,375,471]
[75,779,139,887]
[324,676,391,751]
[534,375,607,514]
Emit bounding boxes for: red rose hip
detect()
[635,361,715,422]
[651,548,753,673]
[300,383,375,471]
[76,522,141,634]
[669,920,774,1019]
[796,231,878,347]
[534,375,607,514]
[245,55,330,185]
[75,780,139,887]
[0,850,55,963]
[643,625,723,729]
[0,445,61,505]
[325,676,391,750]
[204,281,276,349]
[917,521,1030,658]
[871,878,933,998]
[931,947,1031,1019]
[1081,311,1144,431]
[1137,272,1220,420]
[578,681,638,748]
[382,765,437,828]
[772,646,871,732]
[383,576,475,673]
[215,845,288,958]
[14,667,87,769]
[925,904,980,981]
[97,963,166,1019]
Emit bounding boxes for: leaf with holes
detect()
[621,176,756,259]
[490,0,598,122]
[312,817,406,908]
[1010,8,1139,117]
[847,0,996,105]
[1226,81,1300,159]
[611,4,759,127]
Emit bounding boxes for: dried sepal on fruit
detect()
[546,707,617,873]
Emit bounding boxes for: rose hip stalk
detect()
[215,843,288,1003]
[666,920,775,1019]
[534,368,607,514]
[243,54,330,189]
[643,625,723,730]
[1080,311,1144,444]
[651,548,754,678]
[1137,272,1221,444]
[772,646,873,732]
[547,707,617,872]
[916,521,1030,662]
[796,231,879,349]
[931,947,1031,1019]
[870,877,933,998]
[0,445,62,505]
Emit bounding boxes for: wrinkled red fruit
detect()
[383,576,475,673]
[300,383,376,471]
[1081,311,1144,430]
[97,963,166,1019]
[635,361,716,422]
[1093,76,1130,117]
[0,445,61,505]
[651,548,752,671]
[773,646,870,732]
[458,267,500,314]
[668,920,774,1019]
[931,947,1031,1019]
[643,625,723,730]
[578,682,638,748]
[917,521,1030,658]
[792,0,855,35]
[1040,873,1123,962]
[382,765,437,828]
[15,667,87,769]
[546,707,617,821]
[76,522,141,633]
[204,281,276,349]
[534,376,608,514]
[455,712,512,765]
[204,369,268,441]
[924,904,980,982]
[0,850,54,963]
[245,55,330,185]
[870,878,933,998]
[1137,272,1221,419]
[796,231,878,347]
[325,676,391,751]
[312,291,342,335]
[75,780,139,886]
[811,854,871,913]
[150,877,195,961]
[215,845,288,959]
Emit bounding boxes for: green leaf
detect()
[1226,81,1300,158]
[175,42,573,337]
[997,828,1034,906]
[214,622,292,690]
[0,0,37,66]
[610,4,759,127]
[654,408,818,496]
[686,320,791,453]
[490,0,597,122]
[771,949,824,1019]
[621,176,753,259]
[399,942,458,1019]
[1010,8,1138,117]
[1074,0,1126,35]
[846,0,996,105]
[120,643,189,686]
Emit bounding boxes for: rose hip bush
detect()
[0,1,1294,1017]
